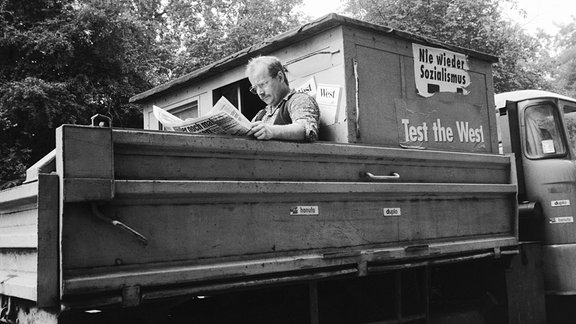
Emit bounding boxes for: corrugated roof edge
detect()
[130,13,499,104]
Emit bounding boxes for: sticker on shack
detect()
[412,44,471,98]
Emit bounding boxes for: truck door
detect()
[516,98,576,295]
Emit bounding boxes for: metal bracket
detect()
[91,203,148,245]
[91,114,112,127]
[122,286,141,308]
[494,246,502,259]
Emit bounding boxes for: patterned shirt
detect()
[252,90,320,142]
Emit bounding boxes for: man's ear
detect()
[278,71,287,84]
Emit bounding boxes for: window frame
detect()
[522,102,567,160]
[157,96,200,130]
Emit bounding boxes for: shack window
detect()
[158,98,199,130]
[524,104,565,158]
[562,104,576,154]
[169,100,198,119]
[213,78,264,121]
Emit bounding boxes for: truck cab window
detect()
[524,104,565,158]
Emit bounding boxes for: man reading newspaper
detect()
[246,56,320,142]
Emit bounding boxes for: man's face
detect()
[248,64,284,107]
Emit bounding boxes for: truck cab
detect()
[496,89,576,320]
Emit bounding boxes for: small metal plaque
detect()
[549,216,574,224]
[551,200,570,207]
[383,208,401,217]
[290,206,319,216]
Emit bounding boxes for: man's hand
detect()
[249,121,275,140]
[248,121,306,141]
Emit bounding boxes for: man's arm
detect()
[287,93,320,142]
[248,121,306,141]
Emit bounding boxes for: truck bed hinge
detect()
[494,246,501,259]
[122,286,141,307]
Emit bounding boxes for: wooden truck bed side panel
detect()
[61,183,515,268]
[0,182,39,302]
[111,130,511,184]
[37,174,60,307]
[0,174,59,307]
[54,125,517,303]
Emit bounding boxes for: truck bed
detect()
[0,125,518,309]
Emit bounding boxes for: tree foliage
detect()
[0,0,303,188]
[549,18,576,97]
[161,0,304,77]
[341,0,552,93]
[0,0,155,188]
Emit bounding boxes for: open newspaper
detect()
[153,96,252,136]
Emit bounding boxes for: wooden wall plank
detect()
[0,250,37,273]
[111,129,514,185]
[62,237,516,295]
[0,233,37,248]
[112,180,516,196]
[0,182,37,209]
[37,173,60,307]
[61,186,515,270]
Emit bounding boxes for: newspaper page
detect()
[153,97,252,136]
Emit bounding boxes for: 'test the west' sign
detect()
[394,97,491,153]
[401,118,484,144]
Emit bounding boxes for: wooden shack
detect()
[131,13,499,153]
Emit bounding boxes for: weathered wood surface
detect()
[51,125,518,303]
[56,125,114,201]
[0,181,38,302]
[63,181,515,269]
[0,125,518,308]
[0,174,59,306]
[37,174,60,307]
[112,129,510,183]
[57,126,513,203]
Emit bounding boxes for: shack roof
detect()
[130,13,499,104]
